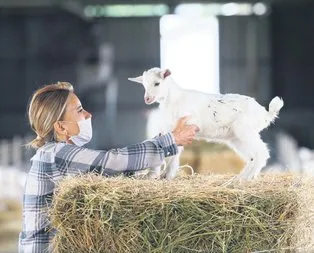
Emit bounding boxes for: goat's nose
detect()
[144,95,155,104]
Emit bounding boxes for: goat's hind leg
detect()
[229,132,270,182]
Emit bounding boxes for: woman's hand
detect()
[172,116,200,146]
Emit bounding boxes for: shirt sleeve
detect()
[55,132,178,176]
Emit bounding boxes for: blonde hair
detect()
[27,82,74,149]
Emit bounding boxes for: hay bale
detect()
[50,174,314,253]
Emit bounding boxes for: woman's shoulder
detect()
[31,142,68,161]
[40,141,68,152]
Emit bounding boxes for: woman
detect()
[18,82,199,252]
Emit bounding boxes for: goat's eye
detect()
[154,82,160,87]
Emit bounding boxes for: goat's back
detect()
[159,90,269,136]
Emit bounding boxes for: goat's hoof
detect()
[146,173,161,179]
[221,177,237,187]
[233,173,257,183]
[160,173,173,180]
[221,175,249,187]
[162,174,176,180]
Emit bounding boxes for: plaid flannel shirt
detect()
[18,133,178,253]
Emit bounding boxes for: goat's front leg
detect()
[163,146,184,180]
[147,165,161,179]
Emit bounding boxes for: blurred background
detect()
[1,0,314,252]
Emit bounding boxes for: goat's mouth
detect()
[144,96,156,104]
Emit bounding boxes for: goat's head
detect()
[128,67,171,105]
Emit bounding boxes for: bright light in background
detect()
[84,2,268,18]
[220,2,253,16]
[252,3,268,16]
[84,4,169,18]
[221,3,241,16]
[175,4,207,16]
[174,2,266,16]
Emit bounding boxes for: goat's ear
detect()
[160,69,171,79]
[128,76,143,84]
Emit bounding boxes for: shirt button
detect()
[167,152,170,155]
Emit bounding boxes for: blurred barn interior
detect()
[1,0,314,252]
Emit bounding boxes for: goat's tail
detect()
[267,96,284,122]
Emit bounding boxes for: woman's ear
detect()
[53,121,68,137]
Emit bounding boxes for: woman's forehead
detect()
[66,93,81,110]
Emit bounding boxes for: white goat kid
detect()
[129,68,284,181]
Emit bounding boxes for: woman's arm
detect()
[55,133,178,176]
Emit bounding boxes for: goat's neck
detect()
[161,80,183,108]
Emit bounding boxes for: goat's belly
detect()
[198,123,233,139]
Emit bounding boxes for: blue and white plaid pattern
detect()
[18,133,178,253]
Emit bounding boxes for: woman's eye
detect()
[78,108,83,113]
[154,82,160,87]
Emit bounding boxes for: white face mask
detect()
[69,118,93,147]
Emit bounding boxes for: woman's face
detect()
[57,92,92,140]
